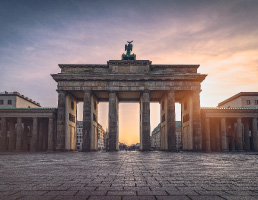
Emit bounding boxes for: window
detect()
[0,100,3,105]
[246,100,251,105]
[255,100,258,105]
[8,100,12,105]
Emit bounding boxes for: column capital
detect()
[0,117,6,125]
[142,90,150,94]
[56,90,66,94]
[109,91,118,95]
[83,90,92,93]
[192,89,201,95]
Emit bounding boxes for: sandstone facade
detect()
[52,60,206,151]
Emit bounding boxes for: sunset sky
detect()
[1,0,258,145]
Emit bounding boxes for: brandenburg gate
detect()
[52,42,207,151]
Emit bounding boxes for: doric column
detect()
[236,118,243,150]
[48,117,54,151]
[192,91,202,150]
[56,91,66,150]
[38,119,44,151]
[0,117,7,151]
[16,118,23,151]
[221,118,228,151]
[43,119,48,151]
[215,121,220,151]
[108,92,119,151]
[23,121,29,151]
[204,118,211,151]
[230,127,236,151]
[252,117,258,150]
[244,121,250,150]
[140,91,151,151]
[31,117,38,151]
[82,91,92,151]
[167,90,176,151]
[9,119,16,151]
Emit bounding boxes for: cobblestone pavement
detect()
[1,151,258,200]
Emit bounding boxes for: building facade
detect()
[218,92,258,108]
[0,108,57,151]
[76,121,83,150]
[151,124,161,150]
[97,123,106,150]
[201,93,258,152]
[201,108,258,151]
[76,121,106,151]
[0,91,41,108]
[52,58,205,151]
[151,121,182,150]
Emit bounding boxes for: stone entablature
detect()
[58,60,201,75]
[201,107,258,118]
[0,108,57,116]
[52,60,206,104]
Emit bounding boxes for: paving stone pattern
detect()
[0,151,258,200]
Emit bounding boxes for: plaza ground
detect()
[0,151,258,200]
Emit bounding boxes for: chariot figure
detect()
[122,41,136,60]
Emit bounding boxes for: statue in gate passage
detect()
[122,41,136,60]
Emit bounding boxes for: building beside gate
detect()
[151,124,161,150]
[76,121,106,151]
[151,121,181,150]
[76,121,83,150]
[218,92,258,108]
[97,123,106,150]
[201,92,258,152]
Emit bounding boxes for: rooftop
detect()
[218,92,258,107]
[0,91,41,107]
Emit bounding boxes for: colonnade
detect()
[203,117,258,151]
[56,90,202,151]
[0,116,56,151]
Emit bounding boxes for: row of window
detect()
[246,100,258,105]
[0,100,12,105]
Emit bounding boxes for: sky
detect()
[1,0,258,145]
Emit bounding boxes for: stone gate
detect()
[52,57,207,151]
